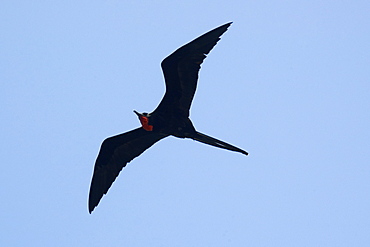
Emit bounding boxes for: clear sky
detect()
[1,1,369,246]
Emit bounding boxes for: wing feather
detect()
[153,22,232,117]
[88,127,168,213]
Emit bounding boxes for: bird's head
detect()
[134,110,153,131]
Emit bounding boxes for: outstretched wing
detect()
[153,22,232,118]
[88,127,168,213]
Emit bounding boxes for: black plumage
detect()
[88,22,248,213]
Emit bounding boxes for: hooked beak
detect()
[133,110,141,117]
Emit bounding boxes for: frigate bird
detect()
[88,22,248,213]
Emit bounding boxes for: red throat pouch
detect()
[139,116,153,131]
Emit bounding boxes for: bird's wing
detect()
[88,127,168,213]
[153,22,232,118]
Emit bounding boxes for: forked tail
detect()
[190,131,248,156]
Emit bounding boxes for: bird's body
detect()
[88,22,248,213]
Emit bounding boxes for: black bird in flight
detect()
[88,22,248,213]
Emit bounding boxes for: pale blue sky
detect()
[1,1,370,246]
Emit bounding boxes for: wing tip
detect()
[88,198,97,214]
[222,21,233,29]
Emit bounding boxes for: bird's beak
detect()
[133,110,141,117]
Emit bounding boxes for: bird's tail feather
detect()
[190,131,248,156]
